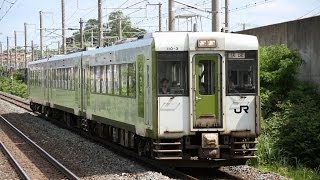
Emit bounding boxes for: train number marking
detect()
[234,106,249,114]
[166,47,179,51]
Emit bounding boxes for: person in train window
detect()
[159,78,170,94]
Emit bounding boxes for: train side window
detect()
[198,60,215,95]
[66,68,69,90]
[59,69,62,89]
[73,67,78,90]
[90,66,95,93]
[107,65,113,94]
[114,64,120,95]
[120,64,128,96]
[128,63,136,97]
[65,68,68,90]
[102,66,107,94]
[54,69,57,89]
[63,68,66,89]
[95,66,101,93]
[70,68,73,90]
[57,69,59,89]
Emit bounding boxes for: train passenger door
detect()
[192,54,221,129]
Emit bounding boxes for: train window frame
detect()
[156,51,189,96]
[226,51,258,96]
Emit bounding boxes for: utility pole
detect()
[168,0,175,31]
[57,41,60,54]
[0,42,2,67]
[24,22,27,68]
[61,0,66,54]
[39,11,43,58]
[98,0,103,47]
[80,18,84,49]
[159,3,162,31]
[242,23,246,30]
[31,40,34,61]
[225,0,229,33]
[118,19,122,40]
[212,0,220,32]
[14,31,17,69]
[6,36,9,69]
[9,51,12,70]
[91,29,94,47]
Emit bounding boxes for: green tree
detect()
[259,45,301,117]
[72,11,146,47]
[108,11,146,38]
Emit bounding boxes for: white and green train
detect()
[28,32,260,167]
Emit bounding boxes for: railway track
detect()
[0,92,244,179]
[0,95,79,179]
[0,141,29,180]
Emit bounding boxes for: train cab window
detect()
[157,51,189,96]
[198,60,214,95]
[226,51,257,95]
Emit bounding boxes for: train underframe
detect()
[30,102,257,167]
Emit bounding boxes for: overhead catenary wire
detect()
[0,0,18,22]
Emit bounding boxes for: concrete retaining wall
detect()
[238,16,320,85]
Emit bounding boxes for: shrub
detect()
[257,44,320,169]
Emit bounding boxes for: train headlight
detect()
[197,39,217,48]
[202,133,219,148]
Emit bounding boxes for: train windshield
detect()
[226,51,258,95]
[157,51,189,96]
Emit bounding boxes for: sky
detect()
[0,0,319,50]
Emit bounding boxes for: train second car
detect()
[28,32,260,167]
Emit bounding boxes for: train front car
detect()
[153,32,260,167]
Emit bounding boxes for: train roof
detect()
[148,32,258,51]
[28,32,258,66]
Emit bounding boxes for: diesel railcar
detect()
[28,32,260,167]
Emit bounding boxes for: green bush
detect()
[0,71,28,98]
[256,44,320,169]
[259,44,302,117]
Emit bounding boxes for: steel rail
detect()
[0,92,29,111]
[0,114,80,180]
[0,142,30,180]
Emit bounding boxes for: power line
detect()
[297,2,320,19]
[0,0,18,22]
[229,0,274,12]
[0,0,6,10]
